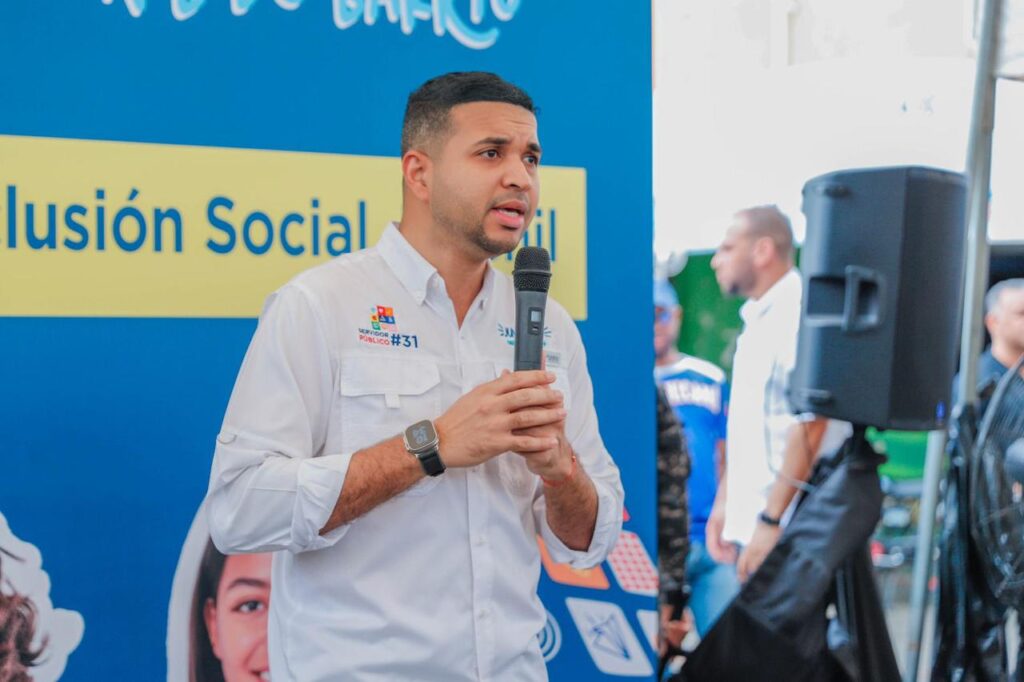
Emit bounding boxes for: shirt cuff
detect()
[290,453,354,553]
[537,478,623,569]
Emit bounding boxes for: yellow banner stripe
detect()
[0,135,587,319]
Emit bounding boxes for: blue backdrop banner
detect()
[0,2,655,679]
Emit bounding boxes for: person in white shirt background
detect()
[706,205,850,583]
[204,71,624,681]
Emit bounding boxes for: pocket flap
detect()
[340,357,441,397]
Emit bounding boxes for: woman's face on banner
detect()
[203,553,272,681]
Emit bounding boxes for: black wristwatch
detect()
[403,419,446,477]
[757,510,781,527]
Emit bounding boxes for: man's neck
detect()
[397,218,488,326]
[656,349,682,368]
[747,263,791,301]
[991,341,1024,372]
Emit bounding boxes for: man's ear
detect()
[984,311,999,338]
[751,236,775,268]
[402,150,432,203]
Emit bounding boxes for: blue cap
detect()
[654,280,679,308]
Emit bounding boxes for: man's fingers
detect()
[714,535,735,567]
[495,370,556,394]
[502,386,563,412]
[510,435,559,452]
[508,406,566,430]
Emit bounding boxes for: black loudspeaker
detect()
[789,166,967,431]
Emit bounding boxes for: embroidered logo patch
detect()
[371,305,397,331]
[497,322,552,347]
[358,305,420,349]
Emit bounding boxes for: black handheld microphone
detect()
[512,247,552,371]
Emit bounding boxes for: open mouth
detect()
[490,200,527,229]
[257,671,270,681]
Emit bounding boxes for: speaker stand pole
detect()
[904,1,1003,679]
[903,429,946,681]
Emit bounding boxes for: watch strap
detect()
[415,447,446,477]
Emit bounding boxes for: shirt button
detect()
[478,608,490,619]
[474,535,487,546]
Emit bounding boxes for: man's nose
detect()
[503,158,533,191]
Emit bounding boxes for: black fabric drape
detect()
[675,431,900,682]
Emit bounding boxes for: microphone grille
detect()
[513,247,551,292]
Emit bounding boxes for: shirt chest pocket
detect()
[338,357,443,453]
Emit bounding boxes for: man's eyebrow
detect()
[474,137,543,155]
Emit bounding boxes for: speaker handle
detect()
[841,265,885,333]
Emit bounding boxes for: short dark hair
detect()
[401,72,535,154]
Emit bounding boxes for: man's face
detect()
[711,220,757,297]
[989,288,1024,356]
[204,553,272,682]
[428,101,541,258]
[654,305,681,360]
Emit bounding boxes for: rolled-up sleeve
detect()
[534,321,624,568]
[206,284,353,555]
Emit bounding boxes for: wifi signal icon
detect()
[537,610,562,662]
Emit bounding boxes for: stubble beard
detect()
[434,201,519,258]
[470,222,517,257]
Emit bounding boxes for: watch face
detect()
[407,420,436,450]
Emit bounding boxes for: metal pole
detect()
[903,430,947,681]
[958,0,1002,409]
[903,0,1003,679]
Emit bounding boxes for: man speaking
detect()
[204,72,624,681]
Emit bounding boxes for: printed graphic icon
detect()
[565,598,653,677]
[497,322,552,346]
[358,306,419,349]
[635,610,659,654]
[606,530,659,597]
[536,536,610,589]
[537,610,562,662]
[371,305,397,331]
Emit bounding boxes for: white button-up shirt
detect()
[205,224,624,682]
[723,269,850,545]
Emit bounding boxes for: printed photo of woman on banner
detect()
[168,503,272,682]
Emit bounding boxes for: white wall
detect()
[654,0,1024,259]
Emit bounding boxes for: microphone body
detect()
[514,289,548,371]
[512,247,552,371]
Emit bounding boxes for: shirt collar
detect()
[739,268,801,325]
[376,223,439,305]
[376,222,498,311]
[477,263,498,310]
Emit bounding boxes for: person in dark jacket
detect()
[657,385,691,655]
